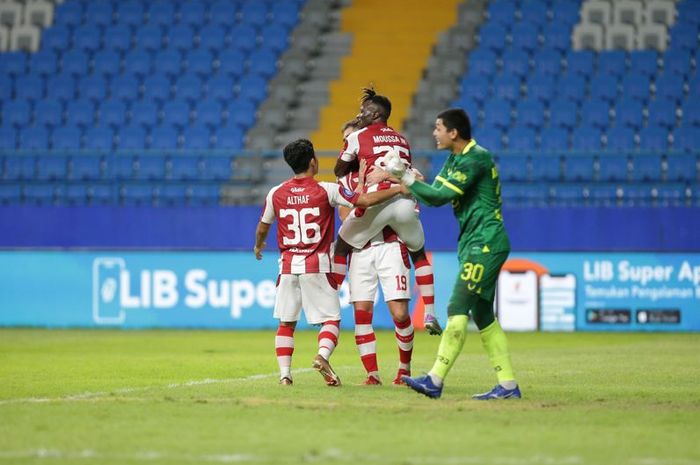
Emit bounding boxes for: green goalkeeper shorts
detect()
[447,250,509,317]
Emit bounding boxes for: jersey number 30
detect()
[280,208,321,245]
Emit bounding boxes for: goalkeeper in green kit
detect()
[367,108,520,400]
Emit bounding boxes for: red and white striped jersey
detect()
[339,122,412,193]
[261,176,359,274]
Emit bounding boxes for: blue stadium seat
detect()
[507,126,538,151]
[672,126,700,153]
[30,50,58,76]
[0,74,9,100]
[206,75,235,101]
[531,155,561,181]
[682,102,700,126]
[540,127,569,152]
[143,74,171,101]
[654,73,685,102]
[183,125,211,149]
[85,126,114,150]
[93,49,121,76]
[498,155,529,181]
[0,184,22,204]
[158,185,189,206]
[248,50,278,78]
[85,1,113,27]
[37,156,68,180]
[631,155,662,182]
[597,51,627,78]
[54,1,82,27]
[80,75,107,102]
[478,22,509,52]
[511,22,540,52]
[70,156,103,180]
[209,0,237,26]
[110,74,140,101]
[516,100,545,128]
[61,50,89,76]
[229,24,257,52]
[136,156,167,180]
[549,98,578,129]
[148,0,175,26]
[270,2,300,28]
[154,49,182,76]
[588,184,619,206]
[136,24,163,51]
[526,73,555,102]
[572,126,603,152]
[24,184,58,205]
[34,99,63,127]
[581,100,610,129]
[493,75,521,101]
[542,22,572,52]
[112,157,136,179]
[240,2,269,27]
[15,73,44,101]
[638,127,669,151]
[120,184,155,205]
[162,100,191,127]
[689,75,700,99]
[117,125,147,150]
[0,52,27,76]
[73,25,101,52]
[52,125,82,150]
[99,99,127,127]
[474,126,504,151]
[647,99,677,128]
[226,99,257,129]
[665,155,697,182]
[214,125,244,150]
[663,49,693,76]
[621,183,652,206]
[605,126,636,152]
[88,185,114,205]
[598,155,629,182]
[166,24,194,51]
[460,77,490,104]
[196,99,223,127]
[501,49,530,78]
[557,74,586,102]
[178,1,204,26]
[549,184,585,205]
[150,125,179,150]
[629,51,658,77]
[589,74,618,103]
[20,125,49,150]
[621,74,651,102]
[487,0,517,25]
[4,157,35,180]
[238,75,267,103]
[174,74,203,101]
[0,126,17,150]
[551,1,580,25]
[200,24,226,51]
[2,100,31,127]
[566,51,595,77]
[563,155,595,181]
[122,49,151,77]
[169,156,202,181]
[190,185,220,206]
[103,24,132,52]
[483,99,512,129]
[202,156,232,181]
[520,0,549,24]
[218,49,245,78]
[186,49,213,76]
[654,183,690,206]
[260,26,289,52]
[534,49,563,76]
[66,99,95,127]
[130,100,159,127]
[117,0,144,26]
[616,98,644,129]
[42,25,70,52]
[669,22,698,51]
[468,49,498,77]
[63,185,89,205]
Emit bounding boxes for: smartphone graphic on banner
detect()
[92,257,126,325]
[496,270,539,331]
[539,273,577,331]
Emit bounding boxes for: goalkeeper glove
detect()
[384,149,416,186]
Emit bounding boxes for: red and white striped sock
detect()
[354,309,379,378]
[394,317,414,372]
[332,255,348,286]
[275,325,295,379]
[318,320,340,361]
[414,258,436,318]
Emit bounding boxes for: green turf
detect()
[0,329,699,465]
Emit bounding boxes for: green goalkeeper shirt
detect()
[408,139,511,261]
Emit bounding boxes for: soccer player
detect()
[332,87,442,337]
[377,108,521,400]
[254,138,402,387]
[338,121,414,386]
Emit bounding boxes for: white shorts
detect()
[348,241,411,303]
[338,195,425,252]
[273,273,341,324]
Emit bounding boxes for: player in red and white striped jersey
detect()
[333,90,442,337]
[254,138,402,387]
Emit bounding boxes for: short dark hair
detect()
[361,86,391,121]
[437,108,472,140]
[283,138,315,174]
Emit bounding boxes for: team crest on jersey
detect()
[342,187,354,197]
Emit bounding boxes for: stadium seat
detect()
[183,125,212,149]
[493,75,521,101]
[631,154,662,182]
[136,24,163,51]
[42,24,70,52]
[85,126,114,151]
[124,48,153,76]
[0,52,27,76]
[597,51,627,78]
[237,75,268,103]
[36,155,67,180]
[654,183,690,206]
[195,99,223,127]
[520,0,549,24]
[19,125,49,150]
[475,126,504,151]
[230,24,258,52]
[663,49,693,76]
[85,1,113,27]
[162,100,191,128]
[34,99,63,127]
[543,22,574,52]
[563,155,595,181]
[227,99,257,129]
[66,99,95,127]
[148,1,175,26]
[117,125,147,150]
[209,0,237,26]
[665,154,698,182]
[487,0,517,25]
[0,126,17,150]
[531,155,561,181]
[534,49,563,77]
[516,100,545,129]
[510,22,540,52]
[120,184,155,206]
[218,49,246,78]
[178,1,204,26]
[248,50,278,78]
[616,98,645,129]
[80,75,107,102]
[4,156,35,180]
[190,185,220,206]
[0,184,22,205]
[270,2,300,28]
[672,126,700,153]
[621,74,651,102]
[135,156,167,180]
[2,100,31,127]
[587,184,620,206]
[93,49,121,76]
[572,126,603,152]
[154,49,182,76]
[143,74,171,101]
[239,2,268,27]
[606,126,637,152]
[549,183,586,205]
[669,22,698,51]
[110,74,140,101]
[682,102,700,127]
[166,24,194,51]
[15,73,43,101]
[174,74,203,101]
[24,184,58,205]
[112,157,137,180]
[260,26,289,52]
[566,51,595,78]
[498,155,529,181]
[103,24,131,52]
[70,156,103,181]
[61,50,88,76]
[150,125,179,150]
[549,99,578,129]
[647,99,677,128]
[30,50,57,75]
[507,126,538,151]
[186,49,213,76]
[540,127,570,152]
[158,185,189,206]
[169,156,202,181]
[629,51,659,77]
[116,0,144,26]
[589,74,619,103]
[557,74,586,102]
[638,127,669,151]
[468,49,498,77]
[478,22,509,52]
[0,74,11,101]
[526,73,556,103]
[200,24,226,51]
[654,73,685,102]
[202,156,232,181]
[72,25,101,52]
[460,76,491,103]
[99,100,127,127]
[483,99,512,129]
[52,125,82,150]
[598,155,629,182]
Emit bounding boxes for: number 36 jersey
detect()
[260,176,359,274]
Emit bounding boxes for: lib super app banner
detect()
[0,251,698,331]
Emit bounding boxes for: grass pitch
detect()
[0,329,698,465]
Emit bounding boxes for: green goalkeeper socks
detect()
[479,320,516,384]
[429,315,468,383]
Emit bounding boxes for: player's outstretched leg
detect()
[409,249,441,335]
[313,320,341,386]
[354,308,381,385]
